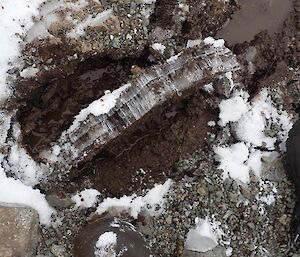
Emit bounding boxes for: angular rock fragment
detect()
[183,247,227,257]
[185,218,219,253]
[0,204,39,257]
[41,42,241,179]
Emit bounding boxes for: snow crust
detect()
[19,67,39,79]
[0,0,44,102]
[68,83,130,134]
[95,231,117,257]
[215,89,292,183]
[68,9,113,38]
[0,160,54,224]
[96,179,172,218]
[151,43,166,54]
[72,188,101,208]
[203,37,225,48]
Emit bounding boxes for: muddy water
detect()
[216,0,293,45]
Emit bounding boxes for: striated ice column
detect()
[42,43,241,174]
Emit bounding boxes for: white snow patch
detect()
[72,188,101,208]
[224,71,235,91]
[20,67,39,79]
[67,83,130,134]
[208,121,216,127]
[214,143,274,184]
[68,9,113,38]
[7,145,44,186]
[0,0,44,101]
[96,179,172,218]
[95,231,117,257]
[214,142,250,183]
[234,90,292,150]
[0,113,53,224]
[0,161,54,224]
[142,0,156,4]
[215,89,292,183]
[151,43,166,54]
[26,0,91,41]
[203,37,225,48]
[187,39,202,48]
[226,247,233,256]
[0,112,12,145]
[219,95,248,126]
[203,83,214,93]
[166,53,181,63]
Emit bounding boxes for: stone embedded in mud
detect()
[0,204,39,257]
[42,42,242,182]
[46,191,73,209]
[73,217,154,257]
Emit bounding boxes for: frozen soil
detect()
[9,0,300,256]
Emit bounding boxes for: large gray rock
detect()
[0,204,39,257]
[183,246,227,257]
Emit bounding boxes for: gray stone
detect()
[0,204,39,257]
[50,244,68,257]
[46,191,73,209]
[183,246,227,257]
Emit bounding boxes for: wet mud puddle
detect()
[216,0,293,45]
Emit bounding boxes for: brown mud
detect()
[17,52,153,158]
[67,91,216,197]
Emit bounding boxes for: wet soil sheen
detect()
[216,0,293,45]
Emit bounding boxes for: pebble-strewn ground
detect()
[5,0,299,256]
